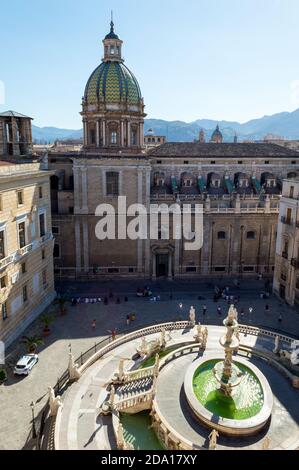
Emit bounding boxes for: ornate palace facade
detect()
[48,22,299,280]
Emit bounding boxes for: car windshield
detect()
[16,365,26,369]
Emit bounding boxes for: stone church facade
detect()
[48,22,299,280]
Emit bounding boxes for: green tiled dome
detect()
[84,61,142,106]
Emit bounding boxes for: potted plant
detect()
[40,312,55,337]
[22,335,44,353]
[57,295,68,316]
[0,368,7,384]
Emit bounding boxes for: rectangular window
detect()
[264,161,270,165]
[214,267,226,272]
[39,186,43,199]
[69,207,74,214]
[186,267,197,273]
[0,229,5,260]
[18,222,26,249]
[184,161,189,165]
[2,302,8,320]
[39,213,46,237]
[108,268,119,273]
[23,285,28,303]
[52,226,60,235]
[211,161,216,164]
[21,262,26,274]
[42,269,47,288]
[17,190,24,205]
[106,172,119,196]
[42,249,45,260]
[243,266,254,272]
[290,186,294,198]
[238,161,243,164]
[156,160,162,164]
[0,276,7,289]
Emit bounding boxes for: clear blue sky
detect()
[1,0,299,129]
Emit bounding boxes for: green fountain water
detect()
[193,359,264,420]
[120,412,164,450]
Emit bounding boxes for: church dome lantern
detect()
[82,19,146,150]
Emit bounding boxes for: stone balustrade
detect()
[0,254,14,270]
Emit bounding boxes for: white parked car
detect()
[14,354,39,376]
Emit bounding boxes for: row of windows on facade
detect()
[153,173,279,188]
[0,213,46,260]
[155,160,298,166]
[0,248,47,290]
[89,129,138,146]
[0,187,43,212]
[1,269,48,322]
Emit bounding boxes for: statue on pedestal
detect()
[208,429,219,450]
[273,336,280,355]
[48,386,63,417]
[189,306,196,326]
[68,352,81,381]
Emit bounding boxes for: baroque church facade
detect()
[49,22,299,280]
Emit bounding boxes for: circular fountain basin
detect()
[184,356,273,436]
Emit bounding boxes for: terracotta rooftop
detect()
[149,142,299,158]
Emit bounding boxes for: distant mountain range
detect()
[32,107,299,144]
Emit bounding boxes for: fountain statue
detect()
[189,306,196,326]
[68,352,81,381]
[184,303,273,436]
[194,323,208,350]
[273,336,280,355]
[136,330,169,358]
[109,385,115,408]
[48,387,63,417]
[208,429,219,450]
[213,305,243,396]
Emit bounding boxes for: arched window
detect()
[247,231,255,240]
[218,231,226,240]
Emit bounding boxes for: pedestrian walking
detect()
[240,308,244,318]
[108,328,117,340]
[202,304,207,316]
[278,313,282,323]
[92,319,96,330]
[126,315,130,326]
[217,306,222,316]
[265,304,270,313]
[249,307,253,314]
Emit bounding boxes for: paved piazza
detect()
[0,279,299,450]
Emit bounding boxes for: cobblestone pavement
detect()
[0,279,298,449]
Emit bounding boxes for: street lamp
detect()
[30,401,37,440]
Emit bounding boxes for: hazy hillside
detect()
[32,107,299,143]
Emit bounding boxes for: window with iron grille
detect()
[0,229,5,260]
[2,302,8,320]
[18,222,26,249]
[106,172,119,196]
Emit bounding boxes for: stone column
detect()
[11,118,20,156]
[144,168,151,277]
[120,120,124,147]
[139,122,144,146]
[96,120,100,147]
[83,121,88,146]
[168,252,172,279]
[174,238,180,277]
[81,167,88,213]
[73,166,81,213]
[83,219,89,273]
[152,253,156,279]
[102,120,106,146]
[75,219,81,274]
[137,169,143,274]
[127,121,131,147]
